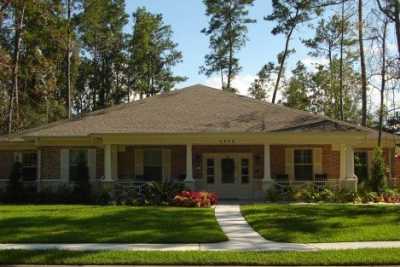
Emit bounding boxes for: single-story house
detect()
[0,84,399,200]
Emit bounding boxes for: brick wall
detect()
[0,151,14,179]
[41,147,61,179]
[270,145,339,179]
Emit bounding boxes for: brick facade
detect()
[41,147,61,179]
[0,151,14,179]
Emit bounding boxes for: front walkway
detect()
[2,204,400,251]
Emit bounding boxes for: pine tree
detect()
[201,0,255,92]
[248,63,275,101]
[266,0,323,103]
[77,0,128,110]
[127,7,185,99]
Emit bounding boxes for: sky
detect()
[123,0,397,110]
[124,0,314,97]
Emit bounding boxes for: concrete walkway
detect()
[2,204,400,251]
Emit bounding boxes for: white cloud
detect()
[300,57,330,72]
[204,74,256,96]
[204,74,285,103]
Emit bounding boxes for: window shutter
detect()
[285,148,294,180]
[60,149,69,181]
[134,149,144,177]
[162,149,172,181]
[313,148,323,175]
[88,149,96,180]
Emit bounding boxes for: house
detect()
[0,84,398,200]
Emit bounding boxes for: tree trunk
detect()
[67,0,72,120]
[378,20,388,147]
[272,25,295,104]
[339,0,345,121]
[8,2,25,134]
[394,1,400,60]
[358,0,367,126]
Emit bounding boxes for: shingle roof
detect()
[0,84,391,139]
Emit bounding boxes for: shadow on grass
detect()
[0,206,227,243]
[241,204,400,243]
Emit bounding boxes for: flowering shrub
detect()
[173,191,218,207]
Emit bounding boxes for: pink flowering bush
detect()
[173,191,218,207]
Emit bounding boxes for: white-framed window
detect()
[143,149,162,181]
[21,152,37,181]
[69,149,88,181]
[241,158,250,184]
[294,149,313,180]
[206,158,215,184]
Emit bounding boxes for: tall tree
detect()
[303,5,356,120]
[283,61,311,111]
[266,0,323,103]
[77,0,128,110]
[376,0,400,60]
[248,63,275,101]
[358,0,368,126]
[127,7,185,99]
[201,0,255,92]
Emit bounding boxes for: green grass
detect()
[2,249,400,265]
[0,205,227,243]
[241,204,400,243]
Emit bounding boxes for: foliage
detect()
[248,63,275,101]
[370,147,387,192]
[201,0,255,91]
[173,191,218,208]
[127,7,186,98]
[4,161,24,202]
[140,181,184,206]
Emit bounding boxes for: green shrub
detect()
[4,161,24,203]
[370,147,387,193]
[140,181,184,205]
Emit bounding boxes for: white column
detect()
[185,144,194,182]
[340,144,347,180]
[263,144,271,181]
[340,144,357,191]
[104,144,113,182]
[346,145,355,179]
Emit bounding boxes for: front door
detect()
[203,153,252,200]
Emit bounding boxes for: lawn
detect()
[0,205,227,243]
[241,204,400,243]
[1,249,400,265]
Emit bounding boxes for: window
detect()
[221,158,235,184]
[355,151,368,184]
[206,158,215,184]
[241,158,249,184]
[69,150,88,181]
[21,152,37,181]
[143,150,162,181]
[294,149,313,180]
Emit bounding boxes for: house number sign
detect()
[219,139,235,144]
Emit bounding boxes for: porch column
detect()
[184,144,194,189]
[104,144,117,182]
[262,144,273,192]
[340,144,357,191]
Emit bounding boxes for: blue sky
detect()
[124,0,313,95]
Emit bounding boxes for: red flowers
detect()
[173,191,218,207]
